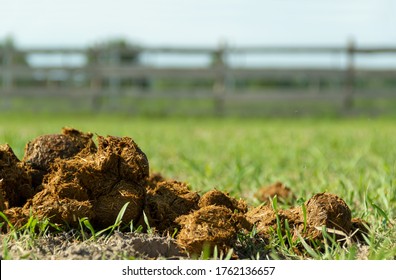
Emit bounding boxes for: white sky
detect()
[0,0,395,48]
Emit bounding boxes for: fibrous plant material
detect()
[22,189,94,228]
[247,193,357,245]
[0,144,33,209]
[146,172,167,190]
[95,135,149,186]
[93,180,145,229]
[23,127,96,171]
[22,127,96,188]
[246,204,301,238]
[176,205,252,255]
[303,192,352,239]
[255,181,295,203]
[144,180,200,233]
[2,131,150,230]
[198,189,248,213]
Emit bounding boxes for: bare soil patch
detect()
[0,231,186,260]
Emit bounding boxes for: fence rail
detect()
[1,40,396,116]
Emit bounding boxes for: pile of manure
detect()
[0,128,369,258]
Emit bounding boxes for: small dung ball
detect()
[23,127,96,171]
[305,193,352,235]
[93,180,145,229]
[176,205,251,255]
[199,189,247,213]
[255,181,295,203]
[22,128,96,187]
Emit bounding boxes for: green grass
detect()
[0,112,395,259]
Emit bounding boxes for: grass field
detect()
[0,112,395,259]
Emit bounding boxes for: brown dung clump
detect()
[199,189,247,213]
[2,131,150,230]
[93,180,145,229]
[23,127,96,171]
[303,192,352,239]
[176,205,252,255]
[22,127,96,189]
[146,172,167,190]
[0,144,33,209]
[23,188,94,228]
[247,192,357,245]
[144,180,200,233]
[246,204,301,238]
[95,135,149,185]
[255,181,295,203]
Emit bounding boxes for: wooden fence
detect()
[1,41,396,116]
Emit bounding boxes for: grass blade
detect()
[80,218,97,241]
[114,202,130,227]
[284,219,293,246]
[296,231,320,259]
[0,211,15,232]
[369,200,390,225]
[224,248,234,260]
[142,211,153,235]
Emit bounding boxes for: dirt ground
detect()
[0,231,370,260]
[0,231,186,260]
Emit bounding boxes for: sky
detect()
[1,0,395,48]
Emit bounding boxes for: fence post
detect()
[212,42,227,116]
[1,43,14,109]
[109,46,121,110]
[344,39,355,110]
[88,48,103,111]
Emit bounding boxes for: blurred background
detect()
[1,0,396,117]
